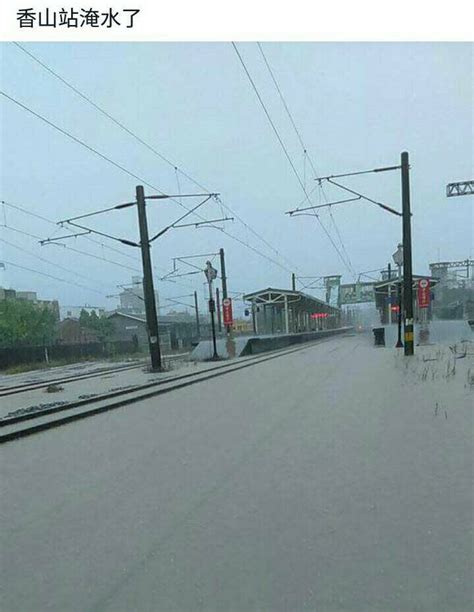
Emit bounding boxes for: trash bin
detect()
[372,327,385,346]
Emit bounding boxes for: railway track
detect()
[0,352,189,397]
[0,336,344,444]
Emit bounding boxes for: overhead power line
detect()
[232,42,353,276]
[232,42,306,194]
[256,42,358,278]
[2,198,142,264]
[0,90,167,194]
[257,42,356,278]
[11,42,299,275]
[2,223,141,274]
[1,200,142,271]
[0,236,114,292]
[2,90,295,277]
[1,202,203,293]
[256,42,318,179]
[2,259,111,295]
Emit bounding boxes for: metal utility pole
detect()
[219,247,232,337]
[401,152,414,356]
[194,290,200,339]
[216,287,222,332]
[136,185,162,371]
[291,273,296,291]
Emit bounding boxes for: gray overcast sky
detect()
[1,42,472,314]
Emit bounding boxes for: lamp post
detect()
[204,261,219,359]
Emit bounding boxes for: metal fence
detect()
[0,340,138,369]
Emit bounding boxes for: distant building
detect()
[0,287,16,301]
[108,312,171,352]
[0,287,60,321]
[16,290,37,301]
[108,311,211,352]
[62,305,105,320]
[57,318,100,344]
[118,276,159,316]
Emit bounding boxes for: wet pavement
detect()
[1,334,472,611]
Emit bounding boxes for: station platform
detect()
[190,326,353,361]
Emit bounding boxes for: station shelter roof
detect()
[373,274,439,292]
[243,287,339,314]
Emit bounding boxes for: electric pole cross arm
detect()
[148,194,219,243]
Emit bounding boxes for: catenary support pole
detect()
[216,287,222,332]
[136,185,162,371]
[194,290,200,340]
[219,247,232,337]
[401,152,414,355]
[292,273,296,291]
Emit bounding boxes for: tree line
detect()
[0,299,112,347]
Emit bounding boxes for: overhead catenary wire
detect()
[256,42,357,279]
[257,42,356,278]
[11,42,299,275]
[1,198,141,264]
[257,42,318,178]
[1,223,142,274]
[0,90,215,243]
[1,198,202,296]
[2,91,296,276]
[232,42,353,277]
[238,42,353,276]
[320,184,357,277]
[1,259,112,296]
[1,200,143,269]
[2,222,197,294]
[232,42,307,195]
[0,236,116,291]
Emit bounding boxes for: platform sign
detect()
[417,278,430,308]
[222,297,233,326]
[339,282,375,305]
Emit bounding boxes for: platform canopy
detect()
[373,275,440,325]
[373,274,439,292]
[243,287,340,335]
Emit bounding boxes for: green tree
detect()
[79,309,91,327]
[79,309,112,341]
[0,299,57,347]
